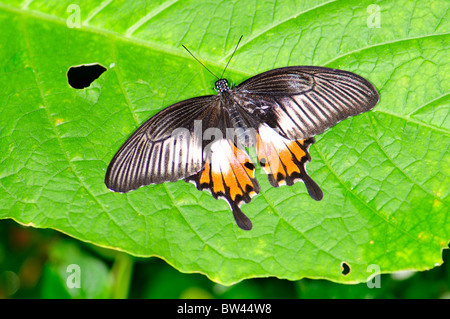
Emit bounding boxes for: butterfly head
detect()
[215,79,230,93]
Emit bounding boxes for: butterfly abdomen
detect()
[228,106,254,147]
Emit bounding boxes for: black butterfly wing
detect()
[105,95,221,193]
[233,66,379,140]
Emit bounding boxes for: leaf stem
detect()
[110,252,134,299]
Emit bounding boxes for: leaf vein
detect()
[125,0,179,36]
[222,0,338,58]
[83,0,113,25]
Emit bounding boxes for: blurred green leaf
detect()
[133,259,212,299]
[41,240,112,298]
[0,0,448,285]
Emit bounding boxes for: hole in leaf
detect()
[341,261,351,276]
[67,63,107,89]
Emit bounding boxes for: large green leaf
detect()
[0,0,448,285]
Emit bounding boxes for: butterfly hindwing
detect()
[256,124,323,201]
[186,139,260,230]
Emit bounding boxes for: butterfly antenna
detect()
[220,35,243,79]
[182,45,219,80]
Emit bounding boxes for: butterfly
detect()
[105,39,379,230]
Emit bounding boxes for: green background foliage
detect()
[1,220,449,298]
[0,0,449,289]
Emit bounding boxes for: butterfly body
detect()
[105,66,379,230]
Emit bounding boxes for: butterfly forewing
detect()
[234,66,379,140]
[105,95,222,193]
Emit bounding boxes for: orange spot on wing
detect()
[212,170,225,194]
[257,134,280,175]
[244,164,255,178]
[222,169,241,200]
[285,140,306,162]
[227,144,256,200]
[200,159,211,185]
[279,148,300,176]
